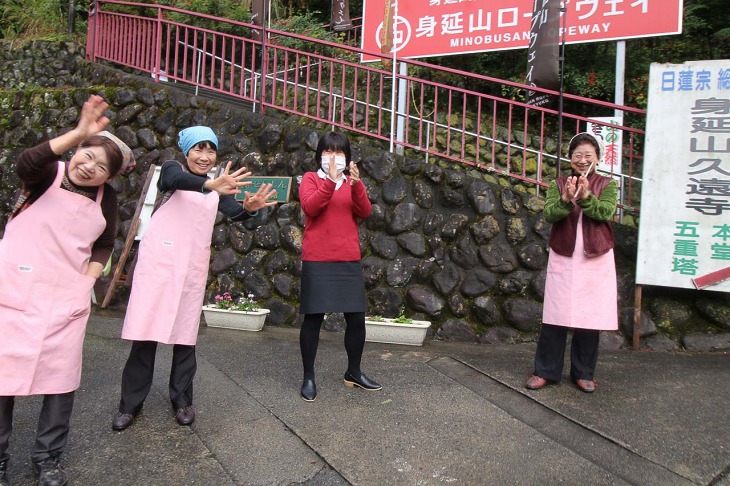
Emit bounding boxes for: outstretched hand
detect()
[204,162,253,195]
[243,183,278,212]
[76,95,110,139]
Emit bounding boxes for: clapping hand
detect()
[327,155,339,181]
[348,162,360,185]
[574,172,591,200]
[562,176,578,203]
[562,173,591,203]
[243,183,278,212]
[204,162,252,196]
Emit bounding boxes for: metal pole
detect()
[633,284,642,349]
[68,0,75,35]
[257,0,270,114]
[556,3,567,176]
[388,0,398,153]
[614,41,626,118]
[332,95,338,128]
[195,50,202,96]
[425,121,431,165]
[90,0,99,62]
[395,61,407,155]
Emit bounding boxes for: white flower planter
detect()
[202,306,270,331]
[365,318,431,346]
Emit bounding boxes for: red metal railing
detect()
[87,0,645,211]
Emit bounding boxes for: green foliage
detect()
[269,10,357,61]
[1,0,86,40]
[393,315,413,324]
[161,0,253,35]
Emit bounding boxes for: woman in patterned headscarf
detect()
[112,126,277,432]
[0,94,133,486]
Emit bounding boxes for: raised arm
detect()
[299,172,335,218]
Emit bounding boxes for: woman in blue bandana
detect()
[112,126,277,431]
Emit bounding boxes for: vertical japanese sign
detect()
[525,0,560,108]
[636,60,730,292]
[380,0,395,68]
[331,0,353,32]
[251,0,265,40]
[586,116,624,176]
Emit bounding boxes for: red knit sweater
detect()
[299,172,372,261]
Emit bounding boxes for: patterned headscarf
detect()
[98,131,135,175]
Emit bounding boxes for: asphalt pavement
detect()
[4,310,729,485]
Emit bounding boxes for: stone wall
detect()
[1,40,729,351]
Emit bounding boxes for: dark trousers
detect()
[534,324,600,382]
[118,340,196,414]
[299,312,366,380]
[0,392,75,464]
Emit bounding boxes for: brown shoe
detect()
[112,412,136,431]
[175,406,195,426]
[525,374,549,390]
[574,378,596,393]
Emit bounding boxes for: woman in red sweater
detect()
[298,131,379,401]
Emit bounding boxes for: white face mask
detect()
[321,155,347,173]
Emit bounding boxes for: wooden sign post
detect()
[101,165,157,308]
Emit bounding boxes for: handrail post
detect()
[395,61,408,155]
[257,0,270,115]
[154,6,163,82]
[90,0,99,62]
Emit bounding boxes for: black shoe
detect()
[175,406,195,426]
[112,411,136,431]
[344,371,382,391]
[32,456,67,486]
[0,459,9,486]
[300,379,317,402]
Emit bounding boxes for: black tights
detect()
[299,312,366,380]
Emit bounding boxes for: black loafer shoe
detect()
[112,412,136,431]
[175,406,195,426]
[32,456,67,486]
[344,371,382,391]
[300,379,317,402]
[0,459,9,486]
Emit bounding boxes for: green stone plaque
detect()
[234,176,292,203]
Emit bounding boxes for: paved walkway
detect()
[5,311,730,485]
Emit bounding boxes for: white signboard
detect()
[636,60,730,292]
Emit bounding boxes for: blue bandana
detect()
[177,126,219,156]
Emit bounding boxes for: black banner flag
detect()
[525,0,560,108]
[251,0,265,40]
[331,0,353,32]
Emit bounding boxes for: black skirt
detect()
[299,261,367,314]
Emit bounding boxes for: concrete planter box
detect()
[202,306,270,331]
[364,317,431,346]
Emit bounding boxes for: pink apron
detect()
[121,189,219,345]
[542,213,618,331]
[0,162,104,395]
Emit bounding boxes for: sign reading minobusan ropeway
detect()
[637,60,730,292]
[360,0,683,62]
